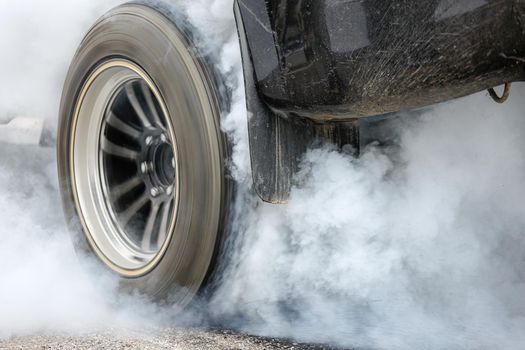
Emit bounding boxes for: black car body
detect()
[234,0,525,203]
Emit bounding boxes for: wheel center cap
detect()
[140,133,176,194]
[152,142,175,187]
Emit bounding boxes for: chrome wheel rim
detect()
[70,59,179,276]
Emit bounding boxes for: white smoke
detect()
[0,0,165,339]
[180,2,525,348]
[0,0,122,124]
[1,1,525,350]
[172,0,251,182]
[210,88,525,350]
[0,142,174,338]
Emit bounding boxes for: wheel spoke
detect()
[140,83,164,128]
[106,111,142,139]
[141,202,160,251]
[110,176,143,200]
[119,193,149,227]
[101,135,138,160]
[157,199,173,247]
[126,84,152,128]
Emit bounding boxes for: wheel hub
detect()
[139,132,176,198]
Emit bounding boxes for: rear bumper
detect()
[234,0,525,203]
[237,0,525,120]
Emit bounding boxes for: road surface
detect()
[0,328,344,350]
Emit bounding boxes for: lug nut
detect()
[140,162,150,174]
[145,136,153,145]
[150,187,161,197]
[166,185,174,196]
[160,134,167,143]
[171,157,175,169]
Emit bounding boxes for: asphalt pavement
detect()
[0,328,345,350]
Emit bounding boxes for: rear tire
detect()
[57,3,230,307]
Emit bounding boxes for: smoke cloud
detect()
[181,2,525,348]
[0,0,165,339]
[0,0,122,124]
[210,89,525,350]
[1,1,525,350]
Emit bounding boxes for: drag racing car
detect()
[57,0,525,307]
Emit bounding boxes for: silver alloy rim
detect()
[71,60,179,276]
